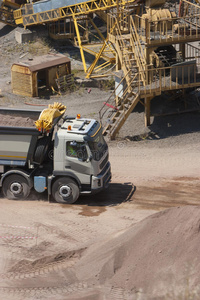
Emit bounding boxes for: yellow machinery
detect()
[99,0,200,138]
[0,0,40,26]
[11,0,140,78]
[35,102,66,132]
[0,0,22,26]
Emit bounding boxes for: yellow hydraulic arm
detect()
[35,102,66,132]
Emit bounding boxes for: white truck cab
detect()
[50,115,111,203]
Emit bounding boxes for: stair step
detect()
[124,58,136,62]
[113,115,120,120]
[120,34,131,39]
[124,99,132,104]
[124,51,134,55]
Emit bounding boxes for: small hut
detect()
[11,53,71,97]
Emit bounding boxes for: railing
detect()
[185,43,200,65]
[117,8,130,32]
[129,15,146,84]
[48,19,75,39]
[107,13,118,36]
[99,69,140,128]
[100,61,200,135]
[102,62,200,106]
[139,62,200,97]
[181,0,200,19]
[107,13,137,84]
[13,9,21,20]
[133,14,200,45]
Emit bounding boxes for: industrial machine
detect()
[0,103,111,203]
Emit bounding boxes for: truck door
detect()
[65,141,92,181]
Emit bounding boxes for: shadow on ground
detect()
[0,25,14,37]
[150,111,200,139]
[125,111,200,141]
[75,182,135,207]
[125,91,200,141]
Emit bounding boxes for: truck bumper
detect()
[90,162,111,193]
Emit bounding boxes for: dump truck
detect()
[0,103,111,203]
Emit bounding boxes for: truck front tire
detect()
[52,177,79,204]
[2,175,31,200]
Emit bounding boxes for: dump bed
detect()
[0,108,41,166]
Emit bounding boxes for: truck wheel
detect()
[2,175,30,200]
[34,137,50,164]
[52,178,79,204]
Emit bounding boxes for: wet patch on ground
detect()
[131,177,200,210]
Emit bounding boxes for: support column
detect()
[73,16,87,73]
[116,53,121,71]
[180,43,185,61]
[144,97,151,127]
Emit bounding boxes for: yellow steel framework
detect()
[14,0,139,26]
[99,0,200,139]
[73,16,116,76]
[0,0,21,26]
[13,0,139,78]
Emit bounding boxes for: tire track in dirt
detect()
[0,282,89,298]
[0,283,134,300]
[0,248,85,280]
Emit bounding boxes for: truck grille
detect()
[100,154,108,170]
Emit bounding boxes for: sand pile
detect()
[75,206,200,299]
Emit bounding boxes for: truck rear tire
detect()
[52,177,79,204]
[2,175,30,200]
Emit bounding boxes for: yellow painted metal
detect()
[72,17,115,76]
[0,0,21,26]
[73,16,88,73]
[3,0,20,9]
[91,123,102,137]
[85,39,110,78]
[101,0,200,138]
[35,102,66,132]
[14,0,138,26]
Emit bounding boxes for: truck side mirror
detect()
[70,141,77,147]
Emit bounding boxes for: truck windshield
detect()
[88,133,108,161]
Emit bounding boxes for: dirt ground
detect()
[0,22,200,300]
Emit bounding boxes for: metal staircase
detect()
[100,15,146,139]
[99,72,140,139]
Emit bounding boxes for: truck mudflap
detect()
[90,162,111,193]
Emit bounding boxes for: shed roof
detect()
[12,54,70,72]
